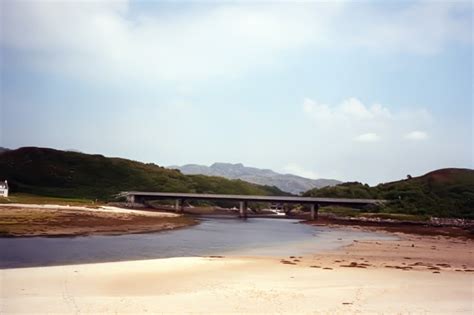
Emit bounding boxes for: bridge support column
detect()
[239,201,248,219]
[126,195,135,204]
[310,203,319,220]
[175,199,184,212]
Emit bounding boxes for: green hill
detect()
[0,147,285,200]
[2,147,471,218]
[303,168,474,219]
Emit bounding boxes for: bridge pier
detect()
[175,199,184,212]
[123,192,383,218]
[127,194,146,205]
[239,201,248,219]
[126,194,135,204]
[310,203,319,220]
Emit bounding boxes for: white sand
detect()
[0,203,177,217]
[1,216,473,314]
[1,255,472,314]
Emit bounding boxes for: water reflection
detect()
[0,217,395,268]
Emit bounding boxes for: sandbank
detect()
[1,229,472,314]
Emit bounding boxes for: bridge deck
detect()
[124,191,384,206]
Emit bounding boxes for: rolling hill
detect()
[0,147,10,155]
[1,147,471,218]
[0,147,285,200]
[303,168,474,219]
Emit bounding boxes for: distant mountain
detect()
[0,147,10,155]
[169,162,341,194]
[0,147,286,199]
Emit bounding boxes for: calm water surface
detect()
[0,217,396,268]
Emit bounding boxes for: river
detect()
[0,217,396,268]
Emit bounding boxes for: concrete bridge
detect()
[124,191,385,220]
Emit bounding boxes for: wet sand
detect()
[1,229,472,314]
[0,204,196,237]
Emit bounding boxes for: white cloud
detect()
[302,98,333,122]
[283,163,320,180]
[0,2,341,83]
[295,97,463,184]
[302,97,397,126]
[355,133,380,142]
[340,98,375,120]
[303,98,316,114]
[404,130,428,141]
[1,1,471,84]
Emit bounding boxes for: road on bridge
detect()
[123,191,385,220]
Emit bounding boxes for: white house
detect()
[0,180,9,197]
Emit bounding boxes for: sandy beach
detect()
[0,203,179,217]
[1,228,473,314]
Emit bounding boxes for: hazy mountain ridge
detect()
[0,147,286,199]
[169,162,341,194]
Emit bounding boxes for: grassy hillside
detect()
[303,168,474,219]
[0,147,285,200]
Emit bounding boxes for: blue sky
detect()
[1,0,472,184]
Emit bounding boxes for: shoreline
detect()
[0,222,197,239]
[1,204,473,313]
[2,203,472,239]
[0,204,197,237]
[1,229,472,314]
[304,215,474,239]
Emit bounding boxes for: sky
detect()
[0,0,472,185]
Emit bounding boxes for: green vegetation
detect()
[304,169,474,219]
[1,147,472,219]
[0,193,98,206]
[0,147,286,201]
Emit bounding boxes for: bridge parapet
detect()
[122,191,386,220]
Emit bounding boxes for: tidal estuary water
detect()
[0,217,396,268]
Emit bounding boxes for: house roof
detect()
[0,181,8,189]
